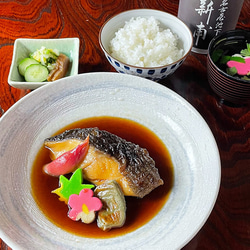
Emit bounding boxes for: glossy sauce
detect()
[31,116,174,238]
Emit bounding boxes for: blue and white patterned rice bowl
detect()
[99,9,193,81]
[105,53,185,81]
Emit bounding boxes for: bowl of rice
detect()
[99,9,193,81]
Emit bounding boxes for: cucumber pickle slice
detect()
[18,58,40,76]
[24,64,49,82]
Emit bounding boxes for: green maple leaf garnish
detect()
[241,43,250,57]
[52,168,95,204]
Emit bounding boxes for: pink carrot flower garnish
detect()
[227,57,250,76]
[68,189,102,224]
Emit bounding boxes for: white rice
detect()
[109,16,184,67]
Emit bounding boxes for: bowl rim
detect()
[207,29,250,85]
[99,8,193,70]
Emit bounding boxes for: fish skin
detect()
[45,128,164,198]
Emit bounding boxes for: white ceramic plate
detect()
[0,73,220,250]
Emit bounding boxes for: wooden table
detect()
[0,0,250,249]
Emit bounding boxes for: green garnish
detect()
[47,57,56,64]
[240,43,250,57]
[219,55,231,64]
[212,51,246,64]
[226,66,237,76]
[242,76,250,81]
[212,49,223,63]
[229,56,246,63]
[52,169,95,204]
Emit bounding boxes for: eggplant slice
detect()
[94,180,126,231]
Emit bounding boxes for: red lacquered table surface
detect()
[0,1,250,249]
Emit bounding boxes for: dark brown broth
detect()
[31,116,174,238]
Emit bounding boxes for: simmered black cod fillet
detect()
[44,127,164,198]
